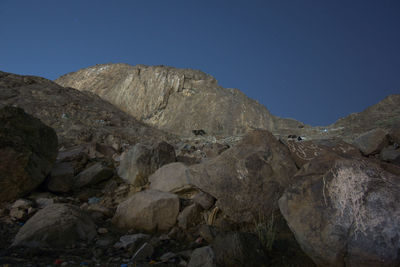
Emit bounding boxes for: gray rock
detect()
[188,246,216,267]
[279,156,400,266]
[117,142,176,186]
[0,106,58,202]
[114,233,150,249]
[353,128,389,155]
[192,191,215,210]
[47,162,74,193]
[149,162,197,195]
[178,203,203,230]
[12,203,97,248]
[35,197,54,208]
[74,162,114,188]
[112,189,179,232]
[380,146,400,164]
[190,130,297,224]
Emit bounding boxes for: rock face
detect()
[55,63,276,137]
[0,71,173,148]
[190,130,297,223]
[55,64,400,141]
[117,142,176,186]
[279,156,400,266]
[12,203,97,248]
[285,138,360,168]
[0,106,58,202]
[112,189,180,232]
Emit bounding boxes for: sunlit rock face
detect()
[56,63,276,137]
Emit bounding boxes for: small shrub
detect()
[253,211,276,252]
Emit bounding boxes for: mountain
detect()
[0,70,174,148]
[56,63,307,137]
[56,63,399,141]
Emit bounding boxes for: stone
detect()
[149,162,198,196]
[46,162,74,193]
[74,162,114,188]
[212,231,269,267]
[112,189,180,232]
[198,225,218,243]
[114,233,150,249]
[188,246,216,267]
[97,228,108,234]
[35,197,54,208]
[12,203,97,248]
[117,142,176,186]
[192,191,215,210]
[190,130,297,224]
[380,146,400,165]
[131,242,154,262]
[0,106,58,202]
[353,128,389,155]
[178,203,203,230]
[279,156,400,266]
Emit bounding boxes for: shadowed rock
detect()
[0,106,58,202]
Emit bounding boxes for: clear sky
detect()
[1,0,399,126]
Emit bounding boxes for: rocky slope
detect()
[1,68,399,266]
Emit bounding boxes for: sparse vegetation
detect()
[253,211,276,252]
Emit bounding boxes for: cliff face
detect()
[56,64,277,137]
[0,71,173,147]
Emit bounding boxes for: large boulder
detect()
[353,128,389,155]
[73,161,114,188]
[112,189,179,232]
[279,156,400,266]
[190,130,297,224]
[12,203,97,248]
[0,106,58,202]
[117,141,176,186]
[149,162,197,196]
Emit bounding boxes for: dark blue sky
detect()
[1,0,399,126]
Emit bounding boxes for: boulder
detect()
[178,203,203,230]
[279,156,400,266]
[117,141,176,186]
[0,106,58,202]
[149,162,197,196]
[74,162,114,188]
[188,246,217,267]
[192,191,215,210]
[212,231,269,267]
[380,146,400,165]
[46,162,74,193]
[190,130,297,224]
[285,138,360,168]
[112,189,179,232]
[353,128,389,155]
[12,203,97,248]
